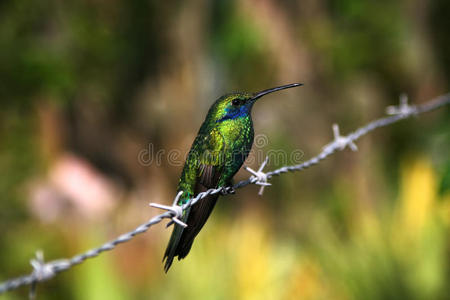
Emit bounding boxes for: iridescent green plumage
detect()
[163,83,302,272]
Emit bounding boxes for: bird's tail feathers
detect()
[163,207,190,272]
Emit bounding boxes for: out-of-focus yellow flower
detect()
[399,158,437,239]
[234,214,270,300]
[285,260,327,300]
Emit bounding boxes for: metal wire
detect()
[0,93,448,296]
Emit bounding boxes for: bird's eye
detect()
[232,99,241,106]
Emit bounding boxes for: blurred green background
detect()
[1,0,449,299]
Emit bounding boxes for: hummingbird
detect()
[163,83,302,272]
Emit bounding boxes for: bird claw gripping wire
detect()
[221,186,236,195]
[245,156,271,196]
[323,124,358,153]
[150,191,187,228]
[386,94,417,116]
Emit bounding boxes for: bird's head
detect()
[208,83,302,124]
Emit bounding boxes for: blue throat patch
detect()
[217,105,250,122]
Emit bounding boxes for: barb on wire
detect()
[323,124,358,153]
[150,191,187,228]
[386,94,417,116]
[0,93,449,297]
[245,156,271,195]
[29,251,55,283]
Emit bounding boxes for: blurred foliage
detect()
[0,0,449,299]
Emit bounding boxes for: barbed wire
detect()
[0,93,449,297]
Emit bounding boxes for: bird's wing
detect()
[197,127,226,188]
[164,127,226,271]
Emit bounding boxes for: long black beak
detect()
[251,83,303,101]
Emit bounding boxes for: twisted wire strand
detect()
[0,93,448,295]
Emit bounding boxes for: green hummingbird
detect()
[163,83,302,272]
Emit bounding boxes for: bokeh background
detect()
[1,0,449,299]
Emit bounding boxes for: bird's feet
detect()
[221,186,236,195]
